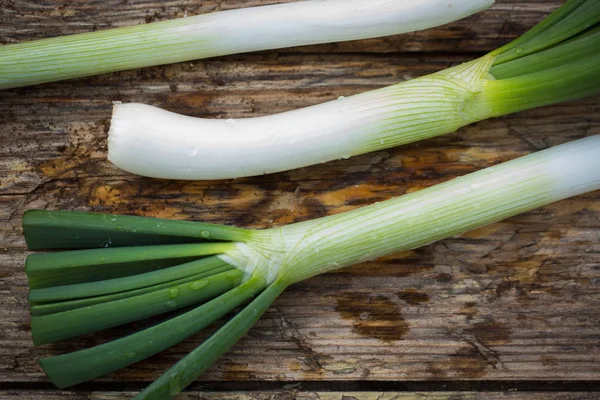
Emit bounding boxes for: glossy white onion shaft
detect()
[220,135,600,285]
[207,0,495,52]
[109,56,497,179]
[0,0,493,89]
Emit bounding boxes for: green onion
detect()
[25,135,600,398]
[107,0,600,180]
[0,0,494,90]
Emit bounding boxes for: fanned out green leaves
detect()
[32,268,243,345]
[23,210,279,397]
[40,278,268,389]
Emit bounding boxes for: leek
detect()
[108,0,600,180]
[0,0,494,90]
[24,135,600,398]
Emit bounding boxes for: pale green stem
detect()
[221,136,600,284]
[0,0,493,89]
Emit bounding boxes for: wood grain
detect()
[0,0,599,397]
[1,392,599,400]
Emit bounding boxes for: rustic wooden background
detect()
[1,0,599,399]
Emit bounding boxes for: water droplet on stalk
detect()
[190,280,209,290]
[103,215,117,223]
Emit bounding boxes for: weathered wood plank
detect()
[1,392,600,400]
[0,0,599,391]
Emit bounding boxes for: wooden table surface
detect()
[1,1,599,399]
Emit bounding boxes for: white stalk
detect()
[186,0,495,54]
[107,0,600,181]
[108,55,496,179]
[1,0,494,89]
[218,136,600,284]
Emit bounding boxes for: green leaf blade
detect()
[23,210,251,250]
